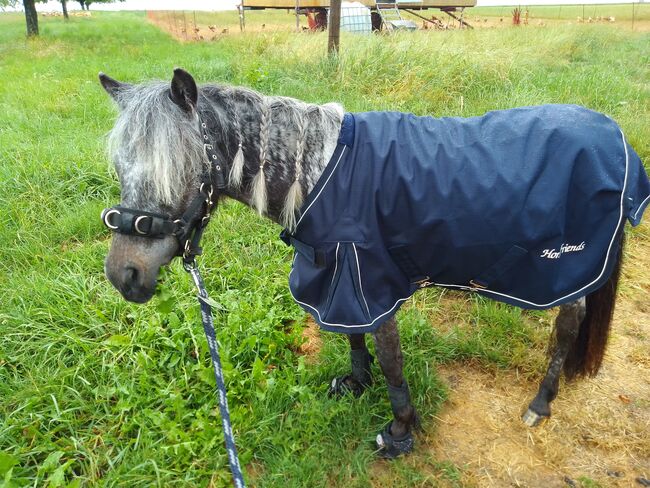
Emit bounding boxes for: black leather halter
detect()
[101,116,227,265]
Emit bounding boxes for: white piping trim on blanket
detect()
[353,243,372,319]
[329,243,340,290]
[295,146,347,230]
[632,194,650,222]
[288,129,631,329]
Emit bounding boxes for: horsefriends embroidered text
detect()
[540,242,586,259]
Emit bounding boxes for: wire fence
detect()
[146,9,298,40]
[145,3,648,41]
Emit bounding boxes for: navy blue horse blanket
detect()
[283,105,650,334]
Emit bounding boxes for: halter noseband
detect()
[101,116,227,265]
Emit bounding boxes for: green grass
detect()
[0,10,648,487]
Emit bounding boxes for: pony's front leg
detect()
[329,334,373,397]
[523,298,586,426]
[373,317,419,458]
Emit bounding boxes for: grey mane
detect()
[107,80,343,227]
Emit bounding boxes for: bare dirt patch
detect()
[425,223,650,487]
[145,11,223,42]
[145,10,295,42]
[297,316,323,363]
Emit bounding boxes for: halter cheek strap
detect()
[200,119,227,190]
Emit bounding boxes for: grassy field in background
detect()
[470,3,648,21]
[0,10,648,487]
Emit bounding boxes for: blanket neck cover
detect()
[283,105,650,334]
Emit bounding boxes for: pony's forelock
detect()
[107,81,206,207]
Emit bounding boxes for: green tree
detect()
[0,0,19,11]
[78,0,124,10]
[0,0,44,37]
[4,0,124,36]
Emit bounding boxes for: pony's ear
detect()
[99,72,130,102]
[170,68,198,113]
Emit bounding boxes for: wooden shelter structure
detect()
[242,0,474,8]
[239,0,476,31]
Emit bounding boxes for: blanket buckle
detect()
[469,280,487,289]
[414,276,433,288]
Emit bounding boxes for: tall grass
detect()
[0,11,648,487]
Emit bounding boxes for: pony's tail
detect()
[563,233,625,380]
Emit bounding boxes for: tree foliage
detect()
[78,0,124,10]
[0,0,19,10]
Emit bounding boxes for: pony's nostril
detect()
[112,264,154,303]
[123,266,140,287]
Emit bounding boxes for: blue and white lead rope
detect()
[186,263,246,488]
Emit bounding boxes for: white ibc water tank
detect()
[337,1,372,33]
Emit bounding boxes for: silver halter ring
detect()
[102,208,121,230]
[134,216,150,235]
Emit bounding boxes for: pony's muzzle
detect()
[106,261,156,304]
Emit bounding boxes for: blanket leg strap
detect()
[329,348,374,398]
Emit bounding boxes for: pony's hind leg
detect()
[329,333,373,397]
[373,317,419,458]
[524,240,622,427]
[523,298,586,427]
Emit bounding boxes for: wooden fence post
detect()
[328,0,341,55]
[295,0,301,32]
[239,4,246,32]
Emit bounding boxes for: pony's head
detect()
[100,69,211,303]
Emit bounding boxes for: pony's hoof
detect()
[328,375,368,398]
[375,422,414,459]
[522,408,548,427]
